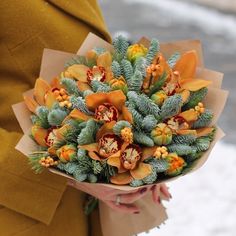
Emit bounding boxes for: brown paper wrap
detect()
[13,33,228,236]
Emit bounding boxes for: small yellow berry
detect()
[200,107,205,113]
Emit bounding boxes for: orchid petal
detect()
[110,172,133,185]
[174,50,197,79]
[130,162,152,180]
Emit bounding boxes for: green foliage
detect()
[87,174,98,183]
[77,119,98,145]
[130,179,144,187]
[113,120,132,135]
[113,35,129,60]
[172,134,196,145]
[147,158,169,173]
[48,109,67,126]
[83,90,94,97]
[134,57,147,77]
[127,103,143,130]
[160,94,182,120]
[208,127,216,142]
[77,148,88,160]
[70,95,94,115]
[136,93,160,119]
[146,39,160,65]
[121,59,133,80]
[61,78,81,96]
[65,55,96,68]
[28,151,48,173]
[35,106,50,128]
[61,123,84,144]
[127,70,143,92]
[142,115,158,132]
[194,137,211,152]
[91,80,111,93]
[142,167,157,184]
[127,91,138,103]
[127,91,160,119]
[133,131,154,147]
[192,109,213,129]
[167,144,196,156]
[91,160,103,175]
[183,87,208,110]
[100,161,116,183]
[184,151,203,163]
[167,52,180,68]
[111,60,122,78]
[148,72,167,97]
[73,171,88,182]
[63,162,79,174]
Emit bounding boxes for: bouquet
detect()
[13,33,228,236]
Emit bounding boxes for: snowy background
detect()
[99,0,236,235]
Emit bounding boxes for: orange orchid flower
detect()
[64,51,114,92]
[62,90,133,124]
[79,122,152,185]
[24,77,62,113]
[85,90,133,124]
[79,133,153,185]
[164,50,212,101]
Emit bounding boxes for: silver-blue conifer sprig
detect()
[113,35,129,60]
[167,52,180,68]
[70,95,94,116]
[142,115,158,132]
[134,56,147,77]
[167,144,196,156]
[90,80,111,93]
[61,78,82,97]
[77,119,98,145]
[111,60,122,78]
[146,39,160,65]
[192,109,213,129]
[121,59,133,80]
[113,120,132,135]
[127,70,143,93]
[48,109,68,126]
[160,94,183,120]
[133,131,154,147]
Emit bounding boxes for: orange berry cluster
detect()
[53,88,72,108]
[194,102,205,115]
[39,156,58,168]
[154,146,169,158]
[121,127,133,144]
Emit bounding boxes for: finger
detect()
[105,201,140,214]
[117,187,148,204]
[160,184,172,200]
[151,185,161,204]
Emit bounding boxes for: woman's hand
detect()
[68,180,171,214]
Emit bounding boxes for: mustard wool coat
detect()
[0,1,111,235]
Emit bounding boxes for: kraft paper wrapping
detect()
[12,33,228,236]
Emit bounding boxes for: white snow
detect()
[139,141,236,236]
[125,0,236,39]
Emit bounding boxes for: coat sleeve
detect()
[0,128,67,225]
[0,0,111,229]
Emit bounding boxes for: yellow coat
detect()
[0,0,111,235]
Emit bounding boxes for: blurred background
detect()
[99,0,236,235]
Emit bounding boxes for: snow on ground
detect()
[139,141,236,236]
[126,0,236,40]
